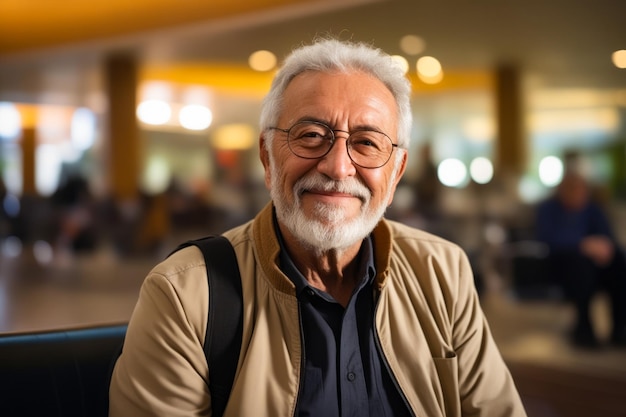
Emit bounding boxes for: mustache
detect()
[294,173,371,202]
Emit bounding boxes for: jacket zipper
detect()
[372,288,418,417]
[292,301,305,417]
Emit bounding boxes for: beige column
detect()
[494,64,526,178]
[104,53,170,251]
[105,53,140,201]
[21,127,36,196]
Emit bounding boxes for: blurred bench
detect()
[0,324,127,417]
[508,359,626,417]
[506,240,563,300]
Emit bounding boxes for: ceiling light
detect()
[437,158,468,188]
[416,56,443,84]
[391,55,409,74]
[469,157,494,184]
[71,107,96,151]
[179,104,212,131]
[248,50,277,72]
[417,56,442,77]
[0,102,21,140]
[137,99,171,125]
[612,50,626,69]
[538,156,563,187]
[400,35,425,55]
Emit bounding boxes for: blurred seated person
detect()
[52,175,98,254]
[536,170,626,348]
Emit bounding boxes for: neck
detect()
[279,222,362,307]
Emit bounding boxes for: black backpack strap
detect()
[172,236,243,417]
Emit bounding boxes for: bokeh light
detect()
[437,158,468,188]
[142,155,172,195]
[33,240,54,265]
[417,56,442,77]
[416,56,443,84]
[36,144,62,196]
[469,157,494,184]
[391,55,409,74]
[71,107,96,151]
[538,156,564,186]
[248,50,277,72]
[518,175,547,204]
[179,104,212,131]
[612,49,626,68]
[137,100,172,125]
[0,102,22,140]
[2,194,20,217]
[2,236,22,258]
[399,35,426,55]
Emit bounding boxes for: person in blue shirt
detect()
[536,170,626,348]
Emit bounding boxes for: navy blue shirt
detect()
[277,229,411,417]
[536,198,615,253]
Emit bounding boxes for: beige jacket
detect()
[109,203,526,417]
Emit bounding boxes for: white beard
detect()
[269,160,393,253]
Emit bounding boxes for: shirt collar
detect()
[273,213,376,297]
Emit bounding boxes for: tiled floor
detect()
[0,245,150,333]
[2,242,626,416]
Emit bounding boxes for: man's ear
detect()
[259,134,272,190]
[387,151,408,206]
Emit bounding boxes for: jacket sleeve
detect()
[109,258,211,417]
[452,250,527,417]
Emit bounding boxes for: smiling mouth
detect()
[301,188,366,204]
[308,189,353,197]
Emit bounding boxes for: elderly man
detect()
[109,38,526,417]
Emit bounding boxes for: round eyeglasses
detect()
[267,120,398,169]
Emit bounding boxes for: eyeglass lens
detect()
[287,121,394,168]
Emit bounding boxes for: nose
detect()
[316,135,356,180]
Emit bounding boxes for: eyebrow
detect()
[295,116,386,134]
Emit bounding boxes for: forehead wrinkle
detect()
[280,71,396,137]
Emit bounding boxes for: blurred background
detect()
[1,0,625,415]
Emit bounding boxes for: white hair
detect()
[260,37,413,153]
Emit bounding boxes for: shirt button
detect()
[347,372,356,382]
[307,288,315,297]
